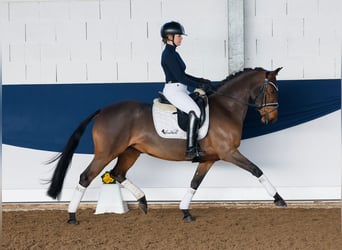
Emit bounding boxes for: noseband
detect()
[254,78,279,110]
[252,78,279,124]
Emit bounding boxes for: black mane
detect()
[214,67,266,90]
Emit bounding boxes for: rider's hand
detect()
[199,79,214,93]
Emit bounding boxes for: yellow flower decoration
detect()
[101,171,116,184]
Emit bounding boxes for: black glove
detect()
[198,78,214,93]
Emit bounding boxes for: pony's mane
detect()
[212,67,266,91]
[222,67,265,82]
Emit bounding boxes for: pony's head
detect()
[254,67,282,124]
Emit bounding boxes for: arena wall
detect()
[1,0,341,203]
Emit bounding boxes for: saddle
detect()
[158,90,207,131]
[152,89,209,140]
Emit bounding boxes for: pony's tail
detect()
[47,109,101,199]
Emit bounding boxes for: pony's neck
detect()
[216,70,264,106]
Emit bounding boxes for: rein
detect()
[211,78,279,110]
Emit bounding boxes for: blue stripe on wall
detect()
[3,79,341,154]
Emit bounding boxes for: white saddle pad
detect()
[152,98,209,140]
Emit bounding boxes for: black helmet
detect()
[160,21,186,39]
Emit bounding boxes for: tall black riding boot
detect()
[185,111,205,161]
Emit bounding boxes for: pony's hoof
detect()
[183,215,195,222]
[67,213,79,224]
[67,219,79,225]
[274,193,287,207]
[275,199,287,207]
[138,196,148,214]
[182,209,195,222]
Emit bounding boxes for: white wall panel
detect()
[0,1,8,21]
[100,0,131,21]
[319,37,340,57]
[255,0,287,17]
[87,62,117,82]
[272,57,304,79]
[117,61,148,82]
[57,62,86,83]
[24,43,41,63]
[245,56,272,72]
[55,21,85,42]
[26,22,56,43]
[69,41,100,62]
[25,63,41,82]
[69,0,100,21]
[40,63,57,83]
[2,22,25,42]
[147,62,164,82]
[305,17,339,39]
[272,17,304,39]
[131,0,162,20]
[106,40,131,61]
[287,38,319,57]
[9,1,39,21]
[287,0,319,17]
[244,17,272,39]
[256,38,288,59]
[131,39,161,62]
[245,0,341,79]
[116,19,147,41]
[7,43,25,63]
[39,1,69,21]
[318,0,341,16]
[303,57,338,79]
[202,58,229,80]
[2,62,25,83]
[86,20,118,41]
[100,41,119,62]
[2,0,229,84]
[41,42,69,63]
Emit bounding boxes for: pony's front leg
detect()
[229,149,287,207]
[180,161,214,222]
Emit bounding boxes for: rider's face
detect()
[173,34,183,46]
[167,34,183,46]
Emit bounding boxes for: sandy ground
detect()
[2,203,341,250]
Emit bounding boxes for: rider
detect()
[160,21,213,162]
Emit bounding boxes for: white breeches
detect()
[163,83,201,118]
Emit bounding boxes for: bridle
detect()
[252,78,279,124]
[254,78,279,110]
[211,77,279,111]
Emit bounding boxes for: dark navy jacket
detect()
[161,44,202,88]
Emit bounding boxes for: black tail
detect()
[47,109,101,199]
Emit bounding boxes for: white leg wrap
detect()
[68,184,86,213]
[179,188,196,210]
[121,179,145,200]
[258,174,277,197]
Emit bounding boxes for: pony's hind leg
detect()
[111,147,148,214]
[229,149,287,207]
[67,157,112,224]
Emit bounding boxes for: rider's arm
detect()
[162,50,201,88]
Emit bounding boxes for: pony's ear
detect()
[274,67,283,75]
[268,67,283,78]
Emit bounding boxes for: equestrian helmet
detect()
[160,21,187,39]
